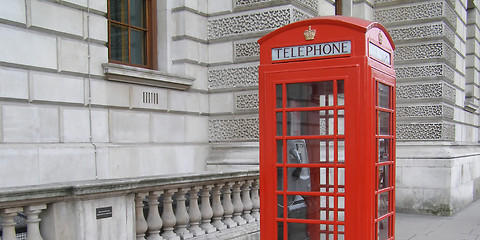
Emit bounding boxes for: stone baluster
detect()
[188,186,205,237]
[221,182,237,228]
[25,205,47,240]
[251,179,260,221]
[135,193,148,240]
[146,191,164,240]
[174,188,193,239]
[211,183,227,231]
[232,181,247,225]
[1,207,23,240]
[241,180,255,223]
[161,189,180,240]
[200,185,216,234]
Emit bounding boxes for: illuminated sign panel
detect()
[272,40,351,61]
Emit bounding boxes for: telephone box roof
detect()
[258,15,394,50]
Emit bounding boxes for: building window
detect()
[108,0,156,69]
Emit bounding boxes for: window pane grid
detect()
[275,80,346,239]
[108,0,151,68]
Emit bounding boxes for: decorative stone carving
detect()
[188,186,205,237]
[147,191,164,240]
[25,205,47,240]
[396,123,455,140]
[209,117,259,142]
[394,42,455,66]
[234,41,260,59]
[233,0,318,14]
[174,188,193,239]
[396,83,456,103]
[222,182,238,228]
[395,64,454,82]
[388,23,455,44]
[292,8,311,23]
[396,105,454,119]
[208,65,258,90]
[208,9,291,40]
[374,1,456,28]
[135,193,148,240]
[235,93,259,110]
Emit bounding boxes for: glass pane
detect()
[287,195,336,222]
[277,221,285,240]
[337,109,344,135]
[276,112,283,136]
[286,139,334,164]
[285,167,336,192]
[110,0,128,23]
[378,165,390,190]
[286,222,314,240]
[337,80,344,106]
[338,197,345,221]
[131,29,146,65]
[110,24,129,62]
[276,84,283,108]
[378,139,389,162]
[130,0,146,28]
[338,139,345,163]
[378,191,390,218]
[277,140,283,163]
[277,167,283,191]
[378,83,390,109]
[378,217,390,240]
[338,167,345,189]
[277,195,285,218]
[287,81,334,108]
[287,110,334,136]
[378,111,390,135]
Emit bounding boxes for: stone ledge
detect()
[103,63,194,90]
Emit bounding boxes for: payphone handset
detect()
[287,139,311,193]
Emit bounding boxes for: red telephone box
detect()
[258,16,395,240]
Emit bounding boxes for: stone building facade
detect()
[0,0,479,216]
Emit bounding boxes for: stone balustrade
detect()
[0,170,260,240]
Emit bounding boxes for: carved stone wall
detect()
[374,1,456,28]
[396,105,454,119]
[394,42,455,66]
[396,123,455,140]
[209,117,259,142]
[396,83,456,103]
[234,41,260,60]
[395,64,454,82]
[388,22,455,45]
[208,65,259,90]
[235,92,259,111]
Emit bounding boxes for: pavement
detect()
[395,199,480,240]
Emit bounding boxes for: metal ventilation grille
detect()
[143,92,159,104]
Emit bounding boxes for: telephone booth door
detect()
[258,16,396,240]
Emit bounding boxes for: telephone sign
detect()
[258,16,396,240]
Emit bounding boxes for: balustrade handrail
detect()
[0,170,259,209]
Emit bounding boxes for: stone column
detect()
[174,188,193,239]
[222,182,237,228]
[135,193,148,240]
[25,205,47,240]
[241,180,255,223]
[211,183,227,230]
[188,186,205,237]
[1,207,23,240]
[146,191,164,240]
[199,185,216,233]
[251,179,260,221]
[161,189,180,240]
[232,181,246,225]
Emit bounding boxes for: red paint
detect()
[259,16,396,240]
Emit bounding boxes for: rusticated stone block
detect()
[396,105,454,119]
[396,83,456,103]
[235,92,259,111]
[208,65,259,90]
[209,117,259,141]
[387,22,455,44]
[374,1,456,28]
[395,64,454,82]
[396,123,455,140]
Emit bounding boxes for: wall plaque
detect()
[96,206,112,219]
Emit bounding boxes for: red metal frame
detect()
[258,16,395,240]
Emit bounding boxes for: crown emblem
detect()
[304,26,316,41]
